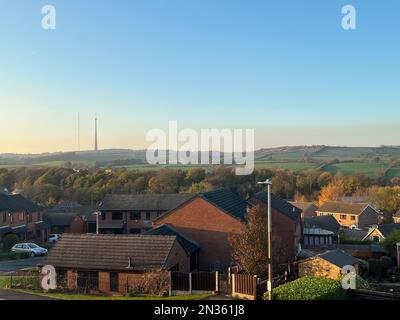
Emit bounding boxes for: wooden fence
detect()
[170,271,218,296]
[231,273,258,300]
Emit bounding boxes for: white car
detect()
[48,234,61,243]
[11,243,48,257]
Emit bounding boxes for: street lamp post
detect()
[94,211,101,235]
[257,179,273,301]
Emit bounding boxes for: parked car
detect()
[11,243,48,257]
[48,234,61,243]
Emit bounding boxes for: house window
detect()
[145,212,151,220]
[88,272,99,290]
[130,211,141,220]
[112,212,122,220]
[28,214,32,223]
[110,272,119,292]
[37,212,41,220]
[340,214,346,220]
[130,228,141,234]
[2,213,6,222]
[18,212,24,222]
[350,215,356,221]
[373,236,380,242]
[101,212,106,220]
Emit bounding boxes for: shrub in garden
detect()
[129,272,169,296]
[2,234,19,252]
[268,276,348,300]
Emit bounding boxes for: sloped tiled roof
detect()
[43,212,78,227]
[303,215,341,234]
[289,201,318,217]
[317,249,359,268]
[146,224,200,255]
[199,189,248,220]
[0,193,42,213]
[99,194,195,211]
[377,223,400,237]
[250,191,301,221]
[317,202,370,215]
[40,234,177,271]
[394,211,400,218]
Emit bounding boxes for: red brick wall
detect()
[155,197,245,271]
[248,199,301,261]
[69,216,86,233]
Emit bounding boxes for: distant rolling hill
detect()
[1,146,400,178]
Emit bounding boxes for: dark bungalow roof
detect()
[340,228,369,241]
[0,193,42,213]
[377,223,400,237]
[303,215,341,234]
[250,191,301,221]
[0,226,12,235]
[12,224,27,234]
[146,224,200,255]
[99,193,195,212]
[337,243,388,254]
[40,234,178,272]
[317,249,359,268]
[317,201,371,215]
[199,189,248,220]
[43,212,78,227]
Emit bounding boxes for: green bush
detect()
[269,276,348,300]
[2,234,19,252]
[0,275,40,290]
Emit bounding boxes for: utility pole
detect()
[95,211,101,235]
[257,179,273,301]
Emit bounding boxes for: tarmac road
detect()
[0,257,43,273]
[0,288,57,300]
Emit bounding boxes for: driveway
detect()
[0,257,43,273]
[0,288,57,300]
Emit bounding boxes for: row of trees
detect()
[0,166,399,218]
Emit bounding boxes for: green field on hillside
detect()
[323,162,389,177]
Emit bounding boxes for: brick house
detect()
[247,191,302,260]
[97,194,194,234]
[40,233,189,295]
[298,249,359,280]
[316,201,379,229]
[0,192,48,244]
[43,205,97,234]
[362,223,400,243]
[153,189,247,271]
[154,189,302,271]
[145,224,200,271]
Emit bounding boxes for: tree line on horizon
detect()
[0,166,400,223]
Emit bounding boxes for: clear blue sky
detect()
[1,0,399,153]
